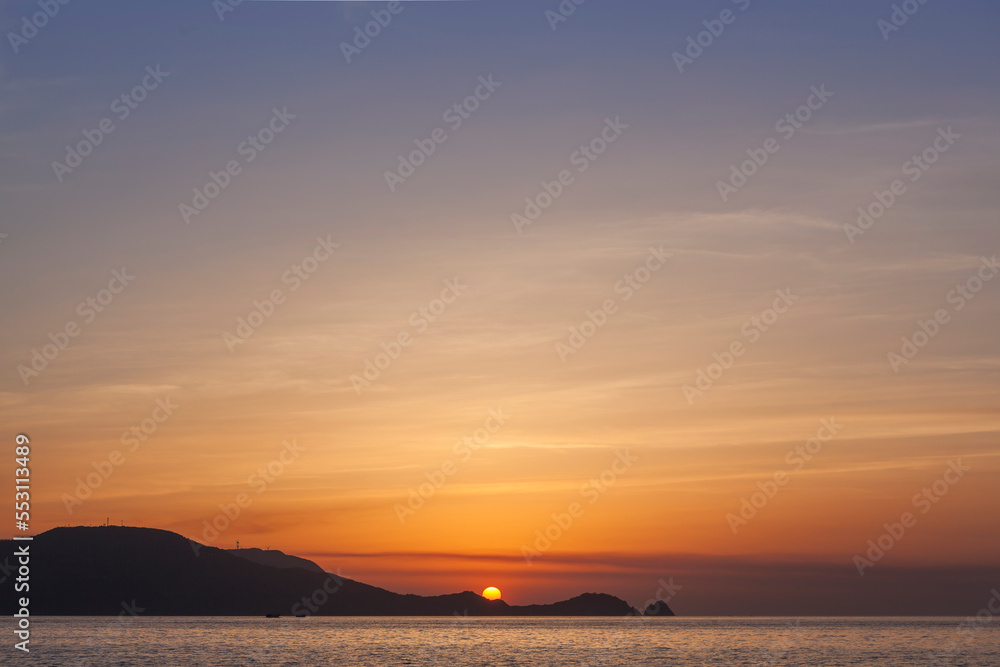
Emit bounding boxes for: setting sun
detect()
[482,587,502,601]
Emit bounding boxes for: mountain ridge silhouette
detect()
[1,527,669,616]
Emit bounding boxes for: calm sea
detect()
[13,617,1000,666]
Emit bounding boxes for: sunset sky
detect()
[2,0,999,615]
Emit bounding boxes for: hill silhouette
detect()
[227,546,325,574]
[642,600,676,616]
[0,527,659,616]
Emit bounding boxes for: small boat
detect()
[295,614,307,618]
[265,614,280,618]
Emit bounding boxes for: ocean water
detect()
[13,616,1000,666]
